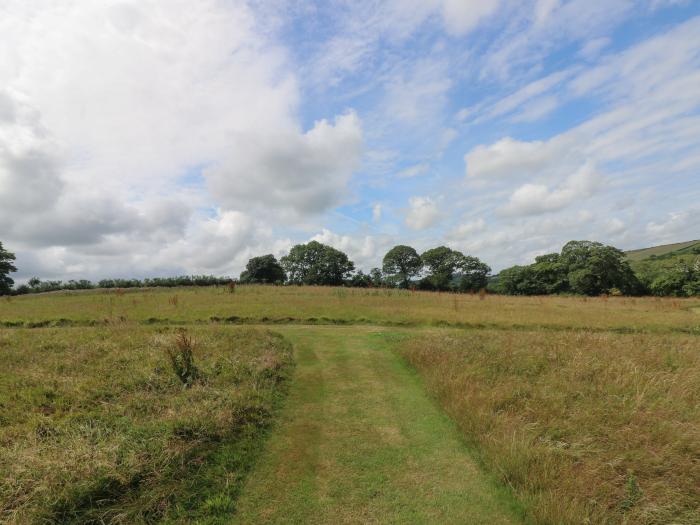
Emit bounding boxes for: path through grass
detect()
[233,326,522,524]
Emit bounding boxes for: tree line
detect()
[1,238,698,297]
[239,241,491,292]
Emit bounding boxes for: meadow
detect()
[1,286,698,524]
[1,285,699,333]
[0,326,293,524]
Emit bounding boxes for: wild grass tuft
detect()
[165,330,198,387]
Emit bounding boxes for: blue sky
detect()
[1,0,700,280]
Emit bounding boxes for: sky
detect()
[1,0,700,282]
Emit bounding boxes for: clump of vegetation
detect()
[631,241,700,297]
[165,330,198,387]
[281,241,355,286]
[397,330,700,525]
[0,326,293,523]
[239,254,285,284]
[0,241,17,296]
[497,240,642,296]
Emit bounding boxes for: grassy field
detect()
[1,285,699,333]
[626,240,700,261]
[397,330,700,525]
[1,286,699,524]
[0,326,293,524]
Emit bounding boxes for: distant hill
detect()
[625,240,700,262]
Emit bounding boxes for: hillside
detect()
[625,239,700,261]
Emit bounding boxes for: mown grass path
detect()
[233,326,523,524]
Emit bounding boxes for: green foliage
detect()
[562,241,641,295]
[421,246,462,290]
[0,242,17,296]
[14,275,233,295]
[418,247,491,292]
[498,240,641,296]
[281,241,355,286]
[382,245,422,288]
[369,267,385,287]
[240,254,285,284]
[457,255,491,292]
[631,243,700,297]
[347,270,373,288]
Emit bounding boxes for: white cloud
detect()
[372,203,382,223]
[383,60,451,123]
[465,137,562,179]
[205,111,363,216]
[310,228,392,270]
[533,0,560,26]
[0,0,364,279]
[450,218,486,239]
[646,209,700,240]
[396,163,430,178]
[440,0,502,36]
[578,37,611,60]
[406,196,441,230]
[500,162,603,216]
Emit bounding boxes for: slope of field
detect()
[625,240,700,261]
[397,330,700,525]
[233,327,522,524]
[1,285,699,333]
[0,326,293,524]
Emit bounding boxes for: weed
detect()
[165,330,199,387]
[621,472,642,512]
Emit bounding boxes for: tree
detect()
[240,254,285,284]
[527,253,568,294]
[497,240,642,296]
[421,246,463,291]
[369,267,384,287]
[382,245,422,288]
[281,241,355,286]
[561,241,641,296]
[457,255,491,292]
[0,242,17,295]
[496,265,529,295]
[348,270,372,288]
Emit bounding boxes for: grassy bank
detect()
[397,330,700,524]
[0,326,293,524]
[1,285,699,333]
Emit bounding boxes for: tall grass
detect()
[0,326,293,524]
[398,330,700,524]
[1,285,699,333]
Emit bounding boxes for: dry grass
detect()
[1,285,699,333]
[0,326,293,524]
[398,330,700,524]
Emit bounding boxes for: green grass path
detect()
[232,326,522,524]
